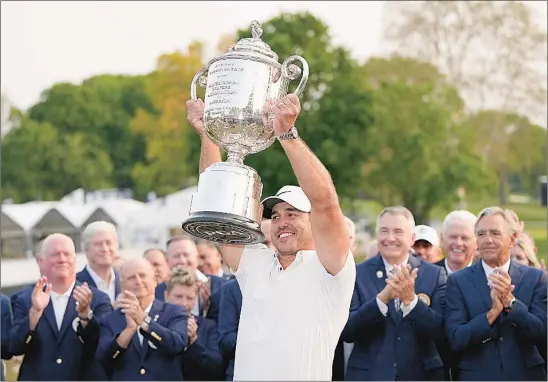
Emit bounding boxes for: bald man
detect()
[97,258,188,380]
[9,234,112,381]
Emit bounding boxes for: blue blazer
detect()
[342,253,447,381]
[96,299,188,381]
[76,267,121,301]
[218,279,243,381]
[155,273,226,320]
[445,260,547,381]
[1,294,13,382]
[9,282,112,381]
[181,315,224,381]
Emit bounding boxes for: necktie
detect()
[389,269,401,312]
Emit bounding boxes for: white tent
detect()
[121,186,196,249]
[1,198,147,257]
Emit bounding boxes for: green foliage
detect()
[355,57,493,222]
[1,113,113,202]
[28,74,154,191]
[462,110,547,202]
[1,7,545,227]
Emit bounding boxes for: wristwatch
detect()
[140,315,152,330]
[278,126,299,141]
[79,310,94,322]
[504,297,516,312]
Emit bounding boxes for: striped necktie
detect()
[389,269,401,312]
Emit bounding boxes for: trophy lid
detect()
[226,21,279,62]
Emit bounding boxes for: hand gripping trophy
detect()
[182,21,309,245]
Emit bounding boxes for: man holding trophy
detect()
[183,22,355,381]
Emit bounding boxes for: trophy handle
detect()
[190,67,208,100]
[281,55,309,97]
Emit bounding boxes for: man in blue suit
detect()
[9,234,112,381]
[154,236,226,319]
[1,294,13,381]
[97,258,188,381]
[76,221,122,304]
[445,207,547,381]
[218,278,243,381]
[342,206,447,381]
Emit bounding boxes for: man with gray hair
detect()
[77,221,121,304]
[10,234,112,380]
[437,210,477,275]
[342,206,446,381]
[434,210,478,380]
[445,207,547,380]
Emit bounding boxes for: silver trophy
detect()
[182,21,309,245]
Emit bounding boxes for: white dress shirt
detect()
[445,258,473,275]
[50,281,76,330]
[482,258,511,279]
[137,303,153,345]
[193,269,209,316]
[376,255,418,317]
[233,246,356,380]
[86,265,116,304]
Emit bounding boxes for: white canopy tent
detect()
[1,198,147,257]
[121,186,196,249]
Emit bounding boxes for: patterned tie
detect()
[389,268,401,312]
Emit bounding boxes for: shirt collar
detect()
[482,258,511,276]
[195,269,209,283]
[86,264,116,286]
[444,258,473,275]
[50,280,76,299]
[381,253,410,273]
[144,302,153,314]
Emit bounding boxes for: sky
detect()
[1,1,546,119]
[1,1,387,111]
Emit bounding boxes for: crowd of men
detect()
[0,94,546,381]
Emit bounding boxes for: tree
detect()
[27,74,154,193]
[462,110,547,203]
[129,43,205,197]
[358,57,491,223]
[384,1,547,125]
[1,93,12,136]
[1,112,113,202]
[507,121,546,198]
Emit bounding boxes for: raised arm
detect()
[186,99,222,174]
[186,99,244,270]
[273,95,349,275]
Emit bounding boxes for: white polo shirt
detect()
[233,245,356,381]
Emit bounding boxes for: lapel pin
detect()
[153,314,159,322]
[376,271,383,278]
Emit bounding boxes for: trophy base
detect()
[182,211,264,245]
[182,162,265,245]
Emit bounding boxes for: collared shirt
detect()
[193,269,209,316]
[86,265,116,304]
[137,303,153,345]
[50,280,76,330]
[445,258,473,275]
[482,258,511,279]
[233,246,356,380]
[376,254,418,317]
